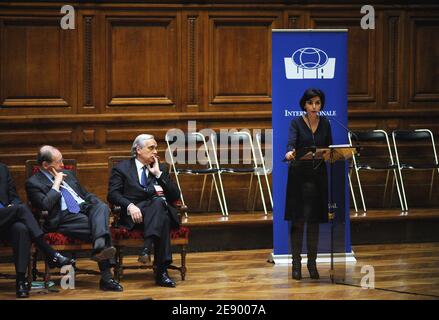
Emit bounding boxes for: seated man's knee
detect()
[97,201,109,211]
[93,202,110,215]
[150,197,166,208]
[16,204,31,215]
[10,222,29,235]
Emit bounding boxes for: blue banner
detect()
[272,30,350,261]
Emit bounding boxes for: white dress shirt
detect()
[40,169,85,211]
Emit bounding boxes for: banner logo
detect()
[284,47,336,79]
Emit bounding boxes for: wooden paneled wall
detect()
[1,1,439,210]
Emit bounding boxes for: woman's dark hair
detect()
[299,88,325,111]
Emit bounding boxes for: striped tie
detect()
[60,186,80,214]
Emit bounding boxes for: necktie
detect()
[0,202,4,209]
[60,186,80,214]
[140,166,148,189]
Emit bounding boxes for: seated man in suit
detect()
[0,162,74,298]
[108,134,181,287]
[25,145,123,292]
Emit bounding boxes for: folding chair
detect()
[348,130,404,214]
[108,156,189,282]
[165,131,226,216]
[254,132,273,211]
[209,131,271,215]
[392,129,439,211]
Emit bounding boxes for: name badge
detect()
[153,184,164,197]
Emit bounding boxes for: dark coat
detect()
[0,163,24,227]
[0,163,22,207]
[107,158,181,230]
[25,169,101,230]
[284,116,332,223]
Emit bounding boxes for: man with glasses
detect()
[25,145,123,292]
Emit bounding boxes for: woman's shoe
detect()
[292,262,302,280]
[307,262,320,279]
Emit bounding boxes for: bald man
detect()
[0,162,74,298]
[25,145,123,292]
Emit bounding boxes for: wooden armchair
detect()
[108,156,189,282]
[25,160,100,289]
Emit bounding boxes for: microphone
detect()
[328,117,361,155]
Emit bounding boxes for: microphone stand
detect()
[329,117,361,154]
[329,148,335,283]
[327,117,357,283]
[326,117,358,284]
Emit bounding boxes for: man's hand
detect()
[147,155,161,177]
[127,203,143,223]
[285,150,296,161]
[50,167,66,191]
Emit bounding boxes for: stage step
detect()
[181,209,439,251]
[350,208,439,245]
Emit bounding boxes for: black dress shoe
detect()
[91,246,116,262]
[47,252,76,269]
[292,262,302,280]
[307,262,320,279]
[156,272,176,288]
[99,279,123,292]
[138,247,152,266]
[16,280,29,298]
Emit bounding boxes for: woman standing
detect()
[284,88,333,280]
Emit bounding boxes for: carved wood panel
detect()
[207,13,282,111]
[103,13,179,112]
[408,15,439,106]
[309,12,378,107]
[0,15,76,114]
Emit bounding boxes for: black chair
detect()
[392,129,439,211]
[254,132,273,212]
[348,130,404,214]
[209,131,271,215]
[165,131,226,216]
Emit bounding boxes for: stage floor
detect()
[0,242,438,300]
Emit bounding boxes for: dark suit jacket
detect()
[25,169,101,230]
[107,158,181,230]
[0,163,22,207]
[0,163,23,226]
